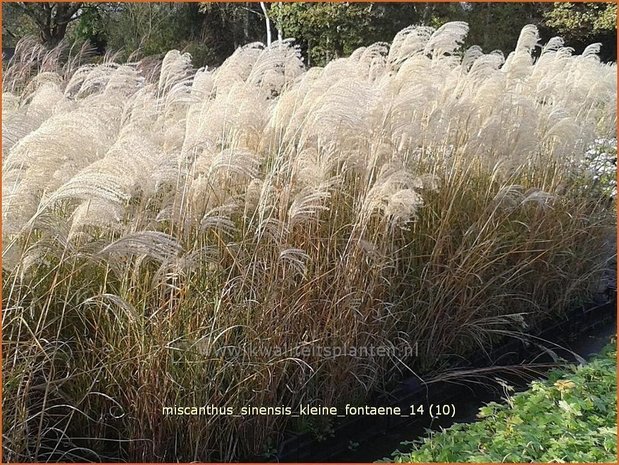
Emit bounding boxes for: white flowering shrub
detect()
[583,138,617,197]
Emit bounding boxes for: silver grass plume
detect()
[541,37,565,56]
[279,247,310,278]
[287,184,331,227]
[582,43,602,60]
[503,25,540,81]
[515,25,540,54]
[424,21,469,59]
[387,25,435,70]
[213,42,265,95]
[99,231,182,263]
[69,199,124,240]
[158,50,193,97]
[246,39,305,97]
[359,165,424,229]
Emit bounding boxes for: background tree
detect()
[4,2,83,46]
[102,3,204,59]
[544,2,616,60]
[453,3,546,53]
[2,2,616,65]
[271,2,427,66]
[2,4,37,49]
[70,3,245,66]
[270,3,552,66]
[198,3,265,59]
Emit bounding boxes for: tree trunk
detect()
[243,2,250,44]
[260,2,272,47]
[45,23,69,47]
[15,2,82,47]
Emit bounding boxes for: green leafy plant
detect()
[387,342,618,463]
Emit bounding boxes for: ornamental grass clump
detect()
[2,23,616,461]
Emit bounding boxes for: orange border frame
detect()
[0,1,616,464]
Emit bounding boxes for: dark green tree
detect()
[271,2,431,66]
[198,3,266,61]
[2,2,38,48]
[3,2,615,65]
[269,3,547,66]
[4,2,83,46]
[543,2,616,59]
[456,3,545,53]
[68,3,107,51]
